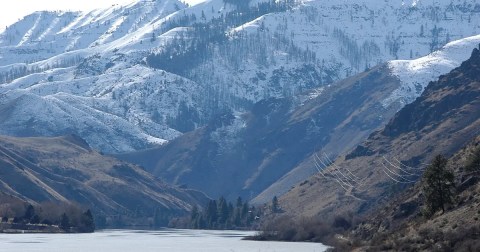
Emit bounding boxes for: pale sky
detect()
[0,0,206,32]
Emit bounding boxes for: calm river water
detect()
[1,229,329,252]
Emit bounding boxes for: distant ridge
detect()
[0,134,208,227]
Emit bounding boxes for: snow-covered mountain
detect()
[253,34,480,204]
[278,42,480,225]
[1,0,480,153]
[118,34,480,202]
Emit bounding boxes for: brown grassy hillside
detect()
[280,46,480,224]
[0,134,207,227]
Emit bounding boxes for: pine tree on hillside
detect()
[422,155,455,217]
[271,196,279,213]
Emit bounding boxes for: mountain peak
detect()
[2,0,480,154]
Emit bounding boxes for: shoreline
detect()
[0,223,93,234]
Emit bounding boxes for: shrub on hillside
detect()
[254,214,355,244]
[465,146,480,172]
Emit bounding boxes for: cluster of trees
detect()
[221,28,317,69]
[333,27,381,70]
[0,55,83,84]
[146,23,222,74]
[188,196,262,230]
[0,197,95,233]
[165,101,201,133]
[429,25,444,53]
[147,0,298,75]
[147,0,319,121]
[145,0,320,124]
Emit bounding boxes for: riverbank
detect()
[0,222,65,233]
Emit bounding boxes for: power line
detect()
[393,156,426,171]
[323,152,362,184]
[381,162,417,183]
[313,153,349,191]
[321,153,356,187]
[383,156,419,176]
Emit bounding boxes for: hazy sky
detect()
[0,0,205,32]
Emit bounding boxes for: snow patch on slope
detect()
[385,34,480,107]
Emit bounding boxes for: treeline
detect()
[0,195,94,233]
[171,196,262,230]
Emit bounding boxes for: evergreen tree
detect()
[422,155,455,217]
[217,197,229,225]
[190,205,199,228]
[196,215,206,229]
[233,208,241,227]
[236,197,243,208]
[79,210,95,233]
[227,202,234,222]
[151,32,156,42]
[271,196,279,213]
[241,202,249,219]
[60,213,70,231]
[206,200,218,227]
[23,204,35,223]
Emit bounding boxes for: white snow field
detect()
[1,0,480,153]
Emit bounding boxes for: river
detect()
[1,229,329,251]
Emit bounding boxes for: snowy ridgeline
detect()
[0,0,480,153]
[386,34,480,107]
